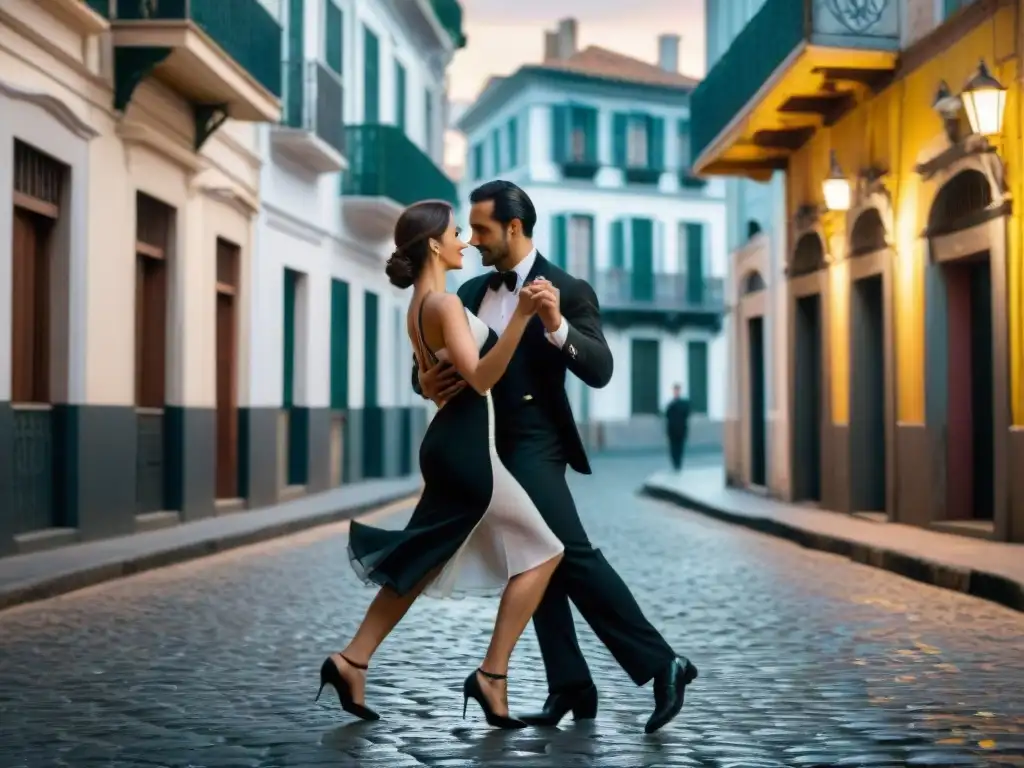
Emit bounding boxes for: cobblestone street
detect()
[1,455,1023,767]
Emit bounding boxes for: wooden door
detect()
[216,291,238,498]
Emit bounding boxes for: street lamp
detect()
[822,151,850,212]
[961,59,1007,137]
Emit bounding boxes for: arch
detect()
[850,207,888,257]
[742,270,766,295]
[790,231,826,277]
[926,168,997,238]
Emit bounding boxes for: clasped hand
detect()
[419,279,561,407]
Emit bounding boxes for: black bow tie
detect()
[487,271,518,293]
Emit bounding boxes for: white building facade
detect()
[252,0,462,505]
[456,20,728,451]
[0,0,461,559]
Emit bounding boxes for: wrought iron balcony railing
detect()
[341,124,457,206]
[595,270,725,313]
[282,60,345,156]
[113,0,282,97]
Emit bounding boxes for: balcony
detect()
[341,124,458,242]
[111,0,282,150]
[38,0,109,34]
[271,60,346,174]
[596,270,725,332]
[387,0,466,53]
[690,0,899,180]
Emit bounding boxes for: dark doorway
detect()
[944,258,994,520]
[631,338,660,415]
[748,316,767,486]
[793,294,822,502]
[850,274,886,512]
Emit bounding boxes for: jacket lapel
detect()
[468,274,490,313]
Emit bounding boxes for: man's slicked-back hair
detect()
[469,180,537,238]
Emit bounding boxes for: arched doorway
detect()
[924,168,1004,526]
[742,270,768,486]
[790,232,826,502]
[848,207,889,515]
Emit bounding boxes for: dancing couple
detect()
[317,181,697,733]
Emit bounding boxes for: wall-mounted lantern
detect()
[961,59,1007,137]
[822,150,850,212]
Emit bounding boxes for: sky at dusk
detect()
[446,0,707,105]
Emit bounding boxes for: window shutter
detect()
[581,214,595,279]
[394,60,406,130]
[611,219,625,270]
[363,27,379,123]
[551,105,569,162]
[363,291,379,408]
[330,279,349,410]
[677,118,691,168]
[584,107,598,163]
[649,116,665,171]
[508,116,518,168]
[630,218,655,301]
[552,214,568,269]
[491,129,501,173]
[685,222,705,303]
[283,269,297,408]
[687,340,709,414]
[612,112,628,166]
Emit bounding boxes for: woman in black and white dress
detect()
[317,200,564,728]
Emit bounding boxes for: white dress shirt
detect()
[476,249,570,348]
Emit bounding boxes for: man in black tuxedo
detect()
[413,181,697,733]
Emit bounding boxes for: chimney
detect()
[544,31,559,62]
[556,18,577,60]
[658,33,680,72]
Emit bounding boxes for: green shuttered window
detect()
[363,26,380,122]
[614,113,664,170]
[551,105,597,164]
[330,279,349,409]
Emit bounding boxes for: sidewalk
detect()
[0,477,421,611]
[642,465,1024,613]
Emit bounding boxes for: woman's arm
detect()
[428,293,532,395]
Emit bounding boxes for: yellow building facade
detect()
[693,0,1024,541]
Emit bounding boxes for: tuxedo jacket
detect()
[411,253,613,474]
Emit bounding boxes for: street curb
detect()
[0,490,420,613]
[641,483,1024,614]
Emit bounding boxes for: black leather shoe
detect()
[644,657,697,734]
[519,683,598,727]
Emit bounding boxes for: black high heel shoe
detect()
[462,669,527,729]
[316,655,380,721]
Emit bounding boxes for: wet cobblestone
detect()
[1,456,1023,767]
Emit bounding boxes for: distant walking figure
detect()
[665,384,690,472]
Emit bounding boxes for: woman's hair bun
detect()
[385,250,415,289]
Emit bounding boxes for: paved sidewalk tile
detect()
[643,465,1024,612]
[0,477,422,611]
